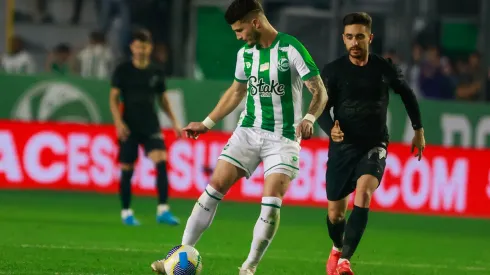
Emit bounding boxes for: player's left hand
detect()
[296,119,314,140]
[411,129,425,161]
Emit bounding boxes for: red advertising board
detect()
[1,120,489,218]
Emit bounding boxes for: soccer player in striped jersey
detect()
[150,0,328,274]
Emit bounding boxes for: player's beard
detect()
[348,46,366,60]
[135,53,150,63]
[247,30,261,46]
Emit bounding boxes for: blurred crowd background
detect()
[1,0,490,102]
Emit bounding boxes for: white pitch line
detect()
[15,244,490,272]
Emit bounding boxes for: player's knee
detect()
[209,176,233,195]
[355,175,378,207]
[327,208,346,223]
[354,190,373,208]
[121,163,134,171]
[263,171,291,198]
[148,150,167,163]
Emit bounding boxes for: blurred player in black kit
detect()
[109,29,182,226]
[319,13,426,275]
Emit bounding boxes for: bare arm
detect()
[207,80,248,122]
[109,87,123,124]
[159,92,179,125]
[304,75,328,119]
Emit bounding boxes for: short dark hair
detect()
[225,0,264,25]
[132,29,152,43]
[343,12,372,30]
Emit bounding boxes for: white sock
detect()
[339,258,349,264]
[241,197,282,271]
[181,185,224,246]
[121,209,134,219]
[157,204,169,215]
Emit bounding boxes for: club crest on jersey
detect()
[248,76,285,97]
[245,62,252,69]
[278,58,290,72]
[149,75,159,87]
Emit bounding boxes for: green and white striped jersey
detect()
[234,32,319,141]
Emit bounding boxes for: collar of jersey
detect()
[256,32,282,50]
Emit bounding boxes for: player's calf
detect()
[181,160,245,246]
[241,172,290,273]
[340,175,378,262]
[119,164,140,225]
[326,198,348,275]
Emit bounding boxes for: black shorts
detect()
[118,131,166,164]
[326,142,387,201]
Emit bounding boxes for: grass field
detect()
[1,190,489,275]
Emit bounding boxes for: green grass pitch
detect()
[1,190,489,275]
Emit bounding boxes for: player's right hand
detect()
[183,122,209,140]
[116,121,130,141]
[330,120,344,142]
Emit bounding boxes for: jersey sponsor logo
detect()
[259,62,270,72]
[278,58,290,72]
[368,147,387,160]
[11,81,101,123]
[248,76,286,97]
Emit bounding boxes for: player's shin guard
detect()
[181,185,224,246]
[156,161,169,205]
[327,216,346,250]
[120,169,134,209]
[241,197,282,272]
[341,206,369,260]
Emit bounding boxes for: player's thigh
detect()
[354,145,387,190]
[353,145,387,206]
[217,127,262,180]
[327,197,350,222]
[260,137,300,198]
[262,138,301,181]
[118,135,139,165]
[326,144,359,202]
[209,159,247,194]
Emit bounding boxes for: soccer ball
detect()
[163,245,203,275]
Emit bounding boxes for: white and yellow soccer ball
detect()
[163,245,203,275]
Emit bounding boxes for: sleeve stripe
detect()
[301,71,320,81]
[234,77,248,83]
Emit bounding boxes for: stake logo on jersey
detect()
[234,33,320,141]
[249,76,285,97]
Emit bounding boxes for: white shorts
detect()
[218,127,301,179]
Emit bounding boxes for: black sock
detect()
[120,169,134,209]
[327,216,346,249]
[341,206,369,260]
[156,161,169,205]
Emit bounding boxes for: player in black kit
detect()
[109,29,182,226]
[319,13,426,275]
